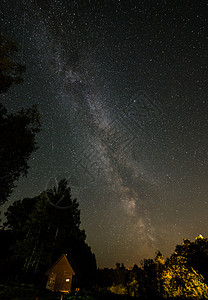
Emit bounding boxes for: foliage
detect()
[0,104,41,205]
[114,263,128,286]
[133,251,165,298]
[0,283,59,300]
[174,235,208,284]
[0,35,25,93]
[125,248,208,299]
[2,179,97,287]
[0,284,134,300]
[96,268,117,288]
[96,263,128,290]
[0,35,41,205]
[127,265,140,297]
[109,284,127,295]
[162,255,208,298]
[0,229,15,281]
[4,197,38,236]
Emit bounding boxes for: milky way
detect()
[1,0,208,267]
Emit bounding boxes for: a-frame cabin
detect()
[46,254,75,293]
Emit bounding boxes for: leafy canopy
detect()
[0,35,41,205]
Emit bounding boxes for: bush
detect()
[109,284,127,295]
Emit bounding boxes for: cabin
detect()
[46,254,75,293]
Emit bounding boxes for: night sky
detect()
[1,0,208,267]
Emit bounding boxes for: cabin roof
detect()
[46,254,75,276]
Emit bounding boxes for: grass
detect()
[0,283,58,300]
[0,284,136,300]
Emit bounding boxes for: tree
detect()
[135,252,166,298]
[0,229,15,282]
[3,179,97,286]
[127,264,140,297]
[154,251,165,297]
[162,255,208,298]
[0,104,41,205]
[139,257,158,297]
[3,197,37,236]
[114,262,128,285]
[0,35,25,93]
[174,235,208,284]
[0,35,41,205]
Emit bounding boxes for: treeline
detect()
[2,192,208,299]
[97,235,208,298]
[0,179,97,288]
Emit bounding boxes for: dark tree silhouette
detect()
[0,35,41,205]
[0,35,25,93]
[0,104,41,205]
[3,179,97,287]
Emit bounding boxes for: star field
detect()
[1,0,208,267]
